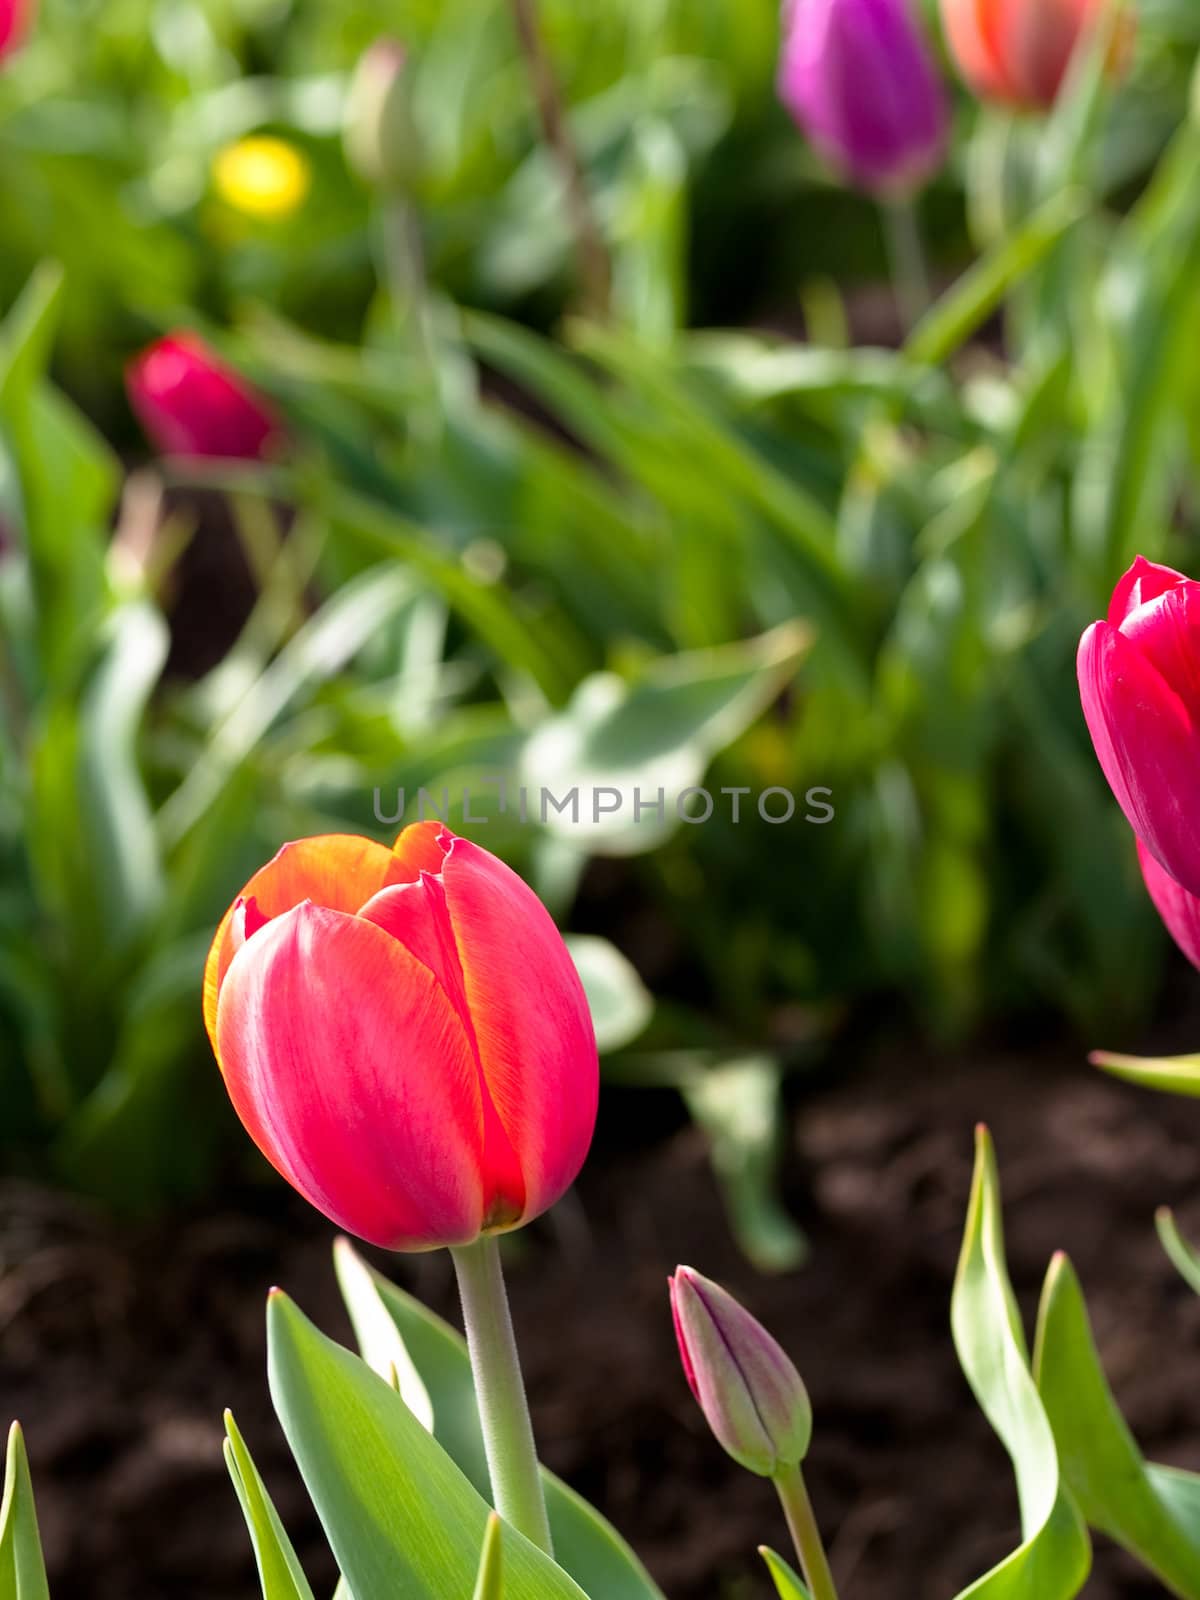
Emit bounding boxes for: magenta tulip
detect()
[0,0,32,59]
[1078,557,1200,898]
[777,0,950,197]
[1138,840,1200,973]
[126,333,281,461]
[204,823,599,1251]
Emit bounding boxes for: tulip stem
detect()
[774,1462,839,1600]
[882,197,932,336]
[450,1236,554,1556]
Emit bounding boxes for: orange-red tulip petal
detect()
[204,824,599,1251]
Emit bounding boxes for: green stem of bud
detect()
[773,1462,839,1600]
[506,0,611,319]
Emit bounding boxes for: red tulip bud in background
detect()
[1078,557,1200,899]
[670,1266,812,1477]
[777,0,950,198]
[0,0,33,60]
[125,333,281,461]
[203,824,599,1251]
[940,0,1132,109]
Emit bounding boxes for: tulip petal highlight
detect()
[217,902,486,1250]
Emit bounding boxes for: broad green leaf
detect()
[1033,1253,1200,1597]
[906,190,1089,368]
[474,1515,504,1600]
[564,935,652,1053]
[332,1245,667,1600]
[1156,1210,1200,1297]
[267,1291,589,1600]
[223,1410,318,1600]
[0,1424,50,1600]
[759,1546,813,1600]
[950,1128,1090,1599]
[332,1237,434,1428]
[520,623,810,856]
[680,1055,807,1273]
[1090,1051,1200,1098]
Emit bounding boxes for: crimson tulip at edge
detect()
[940,0,1130,109]
[203,824,599,1251]
[777,0,950,199]
[1137,841,1200,973]
[126,333,281,461]
[1078,557,1200,900]
[0,0,32,59]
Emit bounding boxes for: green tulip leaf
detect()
[759,1545,813,1600]
[1090,1051,1200,1098]
[0,1424,50,1600]
[332,1242,667,1600]
[223,1410,318,1600]
[474,1515,505,1600]
[1156,1209,1200,1297]
[519,623,810,857]
[332,1238,434,1428]
[267,1290,589,1600]
[950,1128,1091,1599]
[1033,1253,1200,1595]
[564,935,653,1054]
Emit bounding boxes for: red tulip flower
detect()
[126,332,281,461]
[940,0,1132,109]
[1078,557,1200,899]
[203,824,598,1251]
[0,0,33,59]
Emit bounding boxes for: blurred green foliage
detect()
[3,0,1200,1251]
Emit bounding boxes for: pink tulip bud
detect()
[343,39,423,191]
[125,333,282,461]
[203,824,599,1252]
[940,0,1133,109]
[1138,840,1200,973]
[1078,557,1200,898]
[0,0,33,60]
[669,1266,812,1477]
[777,0,950,199]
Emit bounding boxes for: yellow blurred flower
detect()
[213,136,311,221]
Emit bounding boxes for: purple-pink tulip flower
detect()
[777,0,950,198]
[1138,840,1200,973]
[1078,557,1200,898]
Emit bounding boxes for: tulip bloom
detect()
[670,1266,812,1477]
[1078,557,1200,899]
[126,333,281,461]
[777,0,950,198]
[203,824,598,1251]
[213,135,312,221]
[940,0,1131,109]
[0,0,32,59]
[1138,841,1200,973]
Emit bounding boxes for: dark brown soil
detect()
[3,1043,1200,1600]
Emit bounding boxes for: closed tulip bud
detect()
[1078,557,1200,899]
[344,39,423,192]
[778,0,950,198]
[0,0,33,60]
[1138,841,1200,973]
[670,1266,812,1477]
[204,824,599,1252]
[941,0,1133,109]
[126,333,282,461]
